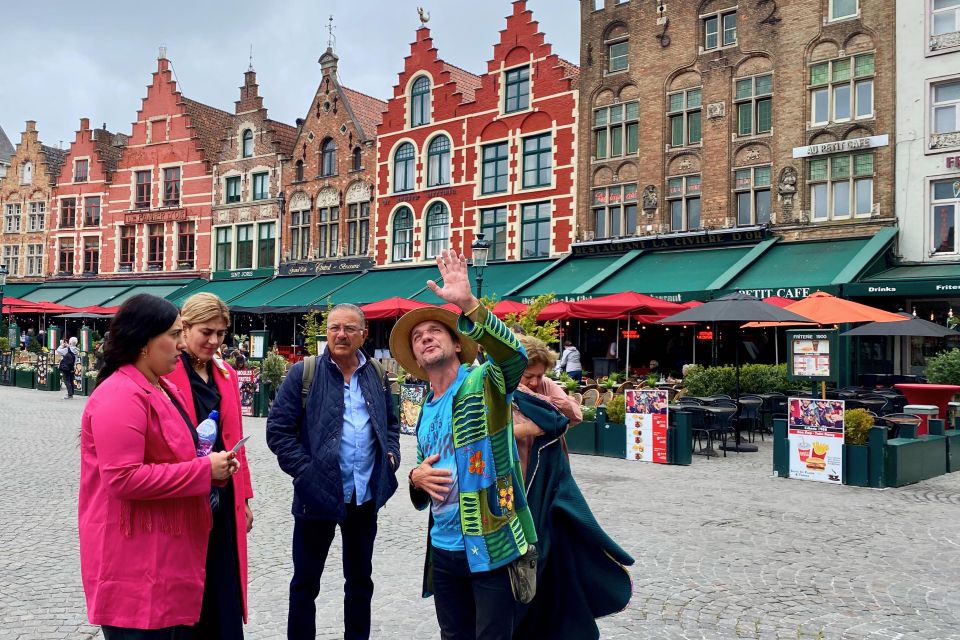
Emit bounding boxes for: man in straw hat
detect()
[391,249,535,640]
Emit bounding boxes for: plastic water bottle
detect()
[196,410,219,457]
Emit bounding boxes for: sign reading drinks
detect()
[786,329,839,382]
[625,390,669,464]
[787,398,844,484]
[123,209,188,224]
[279,257,374,277]
[792,134,889,159]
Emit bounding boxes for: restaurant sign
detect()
[212,268,274,281]
[123,209,188,224]
[279,257,374,277]
[792,134,889,159]
[845,279,960,297]
[572,227,768,256]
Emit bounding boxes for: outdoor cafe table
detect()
[854,397,889,415]
[893,384,960,424]
[669,404,731,457]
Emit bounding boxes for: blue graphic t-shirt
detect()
[417,366,469,552]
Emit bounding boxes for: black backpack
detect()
[59,349,76,372]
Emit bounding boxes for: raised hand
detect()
[426,250,478,313]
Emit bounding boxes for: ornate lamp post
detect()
[0,264,8,340]
[470,233,491,299]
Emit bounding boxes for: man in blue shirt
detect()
[267,303,401,640]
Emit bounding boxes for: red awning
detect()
[537,301,574,321]
[360,297,431,320]
[491,300,528,319]
[567,292,687,320]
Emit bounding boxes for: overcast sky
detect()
[0,0,579,148]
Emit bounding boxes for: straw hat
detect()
[389,307,479,381]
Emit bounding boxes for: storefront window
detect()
[931,178,960,254]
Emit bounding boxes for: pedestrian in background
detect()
[163,292,253,639]
[267,303,400,640]
[78,294,239,639]
[555,340,582,382]
[57,337,79,399]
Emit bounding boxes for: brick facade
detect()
[0,121,65,281]
[210,70,296,275]
[373,0,579,266]
[578,0,895,244]
[279,48,384,266]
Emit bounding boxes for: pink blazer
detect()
[164,355,253,621]
[78,364,212,629]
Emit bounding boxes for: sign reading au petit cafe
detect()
[792,134,889,159]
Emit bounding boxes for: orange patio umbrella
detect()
[743,291,907,328]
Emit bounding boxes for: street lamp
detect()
[0,264,7,339]
[470,233,490,299]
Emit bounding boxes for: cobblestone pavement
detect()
[1,386,959,639]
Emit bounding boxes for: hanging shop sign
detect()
[123,209,188,224]
[625,389,669,464]
[792,135,889,159]
[572,227,768,256]
[279,257,374,277]
[786,329,839,382]
[787,398,844,484]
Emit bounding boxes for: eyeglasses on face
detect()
[327,324,363,335]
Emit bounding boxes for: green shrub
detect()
[581,406,597,421]
[844,408,874,445]
[682,363,792,397]
[260,353,289,389]
[925,348,960,385]
[605,393,626,424]
[0,337,9,351]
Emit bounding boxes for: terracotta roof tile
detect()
[265,119,298,156]
[442,63,482,103]
[93,128,125,177]
[339,87,387,140]
[181,98,234,169]
[557,58,580,87]
[40,145,67,184]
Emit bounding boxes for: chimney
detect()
[80,118,90,130]
[158,45,167,60]
[25,120,36,132]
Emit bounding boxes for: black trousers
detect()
[431,547,516,640]
[62,370,74,397]
[101,626,190,640]
[287,500,378,640]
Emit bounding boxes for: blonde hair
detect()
[518,335,557,370]
[180,292,231,327]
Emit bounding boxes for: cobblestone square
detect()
[1,386,958,639]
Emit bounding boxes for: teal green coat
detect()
[410,307,535,596]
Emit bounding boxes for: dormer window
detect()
[411,76,431,127]
[21,161,33,185]
[74,159,89,182]
[504,66,530,113]
[241,129,254,158]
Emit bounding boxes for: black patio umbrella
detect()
[659,293,814,452]
[840,312,958,338]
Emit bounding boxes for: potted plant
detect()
[599,393,627,458]
[557,372,579,394]
[15,363,36,389]
[259,353,288,413]
[84,370,99,395]
[843,408,873,487]
[566,405,598,456]
[925,348,960,385]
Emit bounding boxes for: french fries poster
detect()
[625,389,669,463]
[787,398,844,484]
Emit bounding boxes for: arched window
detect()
[392,207,414,262]
[321,138,337,177]
[352,147,362,171]
[295,159,304,182]
[410,76,431,127]
[393,143,415,193]
[424,202,450,259]
[241,129,254,158]
[427,135,451,187]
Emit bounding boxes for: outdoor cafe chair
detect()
[616,381,635,393]
[882,413,922,439]
[678,396,704,406]
[581,388,600,407]
[572,392,583,406]
[858,394,890,415]
[737,395,764,442]
[706,405,738,457]
[582,377,596,387]
[683,406,717,459]
[599,390,614,407]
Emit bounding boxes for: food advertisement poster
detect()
[625,389,669,463]
[400,384,429,435]
[787,398,844,484]
[786,330,838,381]
[236,369,260,417]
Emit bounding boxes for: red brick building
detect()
[210,69,296,276]
[48,119,125,278]
[373,0,578,266]
[280,46,385,271]
[99,50,231,278]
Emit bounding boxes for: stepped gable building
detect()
[578,0,895,243]
[0,125,14,179]
[0,121,66,281]
[210,68,296,276]
[373,0,579,266]
[48,119,125,279]
[280,45,385,272]
[100,49,231,278]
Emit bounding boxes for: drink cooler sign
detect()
[787,398,844,484]
[236,370,260,417]
[625,389,669,463]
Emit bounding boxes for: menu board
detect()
[625,389,669,463]
[787,398,844,484]
[399,384,429,435]
[236,369,260,417]
[787,330,838,381]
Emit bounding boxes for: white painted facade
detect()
[895,0,960,263]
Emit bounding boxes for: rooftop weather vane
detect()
[418,6,430,25]
[248,44,254,72]
[327,15,336,49]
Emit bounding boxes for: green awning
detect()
[109,282,198,306]
[412,259,554,304]
[22,286,82,303]
[846,263,960,297]
[229,276,315,308]
[265,273,365,308]
[3,283,39,299]
[167,278,268,307]
[511,256,622,299]
[326,265,442,305]
[56,286,134,308]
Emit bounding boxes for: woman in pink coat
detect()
[163,292,253,639]
[79,294,239,639]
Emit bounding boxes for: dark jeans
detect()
[101,626,190,640]
[288,500,378,640]
[62,370,74,397]
[431,547,516,640]
[567,370,582,382]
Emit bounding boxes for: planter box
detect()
[945,430,960,473]
[843,444,869,487]
[565,421,597,456]
[884,436,947,487]
[15,370,36,388]
[35,367,61,391]
[599,421,627,459]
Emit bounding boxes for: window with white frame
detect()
[668,88,702,147]
[392,207,414,262]
[119,226,135,269]
[481,142,509,194]
[734,166,772,226]
[504,66,530,114]
[4,203,21,233]
[225,176,241,203]
[933,0,960,36]
[257,222,276,267]
[290,209,311,260]
[410,76,432,128]
[3,245,19,276]
[242,129,254,158]
[58,238,75,274]
[215,227,233,271]
[424,202,450,259]
[321,139,337,177]
[28,202,45,231]
[829,0,858,21]
[521,201,551,258]
[809,54,874,125]
[703,9,737,51]
[592,183,638,239]
[60,198,77,228]
[808,153,874,221]
[346,202,370,256]
[26,243,42,276]
[394,143,416,193]
[667,175,702,231]
[135,170,152,209]
[593,0,604,9]
[479,207,508,261]
[84,196,101,227]
[177,221,195,269]
[252,172,269,200]
[163,167,181,206]
[318,206,339,258]
[931,178,960,254]
[427,136,451,187]
[594,101,639,159]
[74,159,88,183]
[147,224,164,270]
[83,237,99,274]
[735,74,773,137]
[932,79,960,136]
[522,133,552,189]
[607,38,628,73]
[236,224,254,269]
